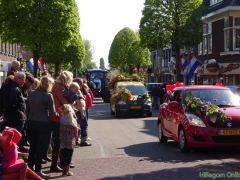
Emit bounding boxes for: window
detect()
[233,17,240,50]
[203,36,207,54]
[203,24,207,35]
[210,0,223,5]
[2,43,5,54]
[207,23,212,54]
[224,17,230,51]
[198,42,202,55]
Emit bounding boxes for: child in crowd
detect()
[82,83,92,121]
[78,84,92,145]
[59,104,78,177]
[0,127,43,180]
[63,82,80,104]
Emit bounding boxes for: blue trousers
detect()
[76,110,88,139]
[153,96,159,109]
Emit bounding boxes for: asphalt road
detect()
[45,98,240,180]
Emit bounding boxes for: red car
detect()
[158,85,240,153]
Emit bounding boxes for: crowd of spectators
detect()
[0,60,93,179]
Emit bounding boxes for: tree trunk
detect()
[32,50,39,78]
[137,64,140,73]
[129,65,133,75]
[54,61,60,79]
[175,45,180,82]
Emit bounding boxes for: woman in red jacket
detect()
[50,71,73,172]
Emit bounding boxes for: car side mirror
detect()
[168,101,179,110]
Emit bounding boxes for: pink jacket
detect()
[1,128,21,170]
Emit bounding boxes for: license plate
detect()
[218,130,240,136]
[131,106,141,109]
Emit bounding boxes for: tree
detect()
[40,34,85,78]
[139,0,203,81]
[108,27,151,74]
[81,39,97,71]
[0,0,82,77]
[99,58,105,69]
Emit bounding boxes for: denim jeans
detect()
[50,121,60,150]
[27,121,51,172]
[76,111,88,140]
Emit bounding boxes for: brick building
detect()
[194,0,240,85]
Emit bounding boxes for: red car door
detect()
[168,90,182,139]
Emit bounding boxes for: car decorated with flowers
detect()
[158,85,240,153]
[109,74,152,117]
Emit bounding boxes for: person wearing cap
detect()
[7,60,20,76]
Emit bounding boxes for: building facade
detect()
[193,0,240,85]
[0,38,32,85]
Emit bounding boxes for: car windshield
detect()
[185,89,240,106]
[118,86,147,95]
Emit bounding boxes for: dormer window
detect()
[210,0,222,6]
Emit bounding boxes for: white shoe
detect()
[86,137,91,141]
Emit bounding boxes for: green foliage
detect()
[40,34,85,77]
[0,0,82,77]
[82,39,97,70]
[139,0,204,80]
[108,27,151,74]
[99,57,105,69]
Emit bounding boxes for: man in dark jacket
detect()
[152,85,159,109]
[2,71,27,152]
[157,85,165,105]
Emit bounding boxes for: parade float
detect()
[107,71,152,117]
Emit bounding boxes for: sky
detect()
[76,0,145,68]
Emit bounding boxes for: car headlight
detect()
[185,114,206,127]
[118,101,126,104]
[144,99,151,105]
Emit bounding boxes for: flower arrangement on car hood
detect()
[110,88,150,105]
[185,92,231,124]
[110,88,132,104]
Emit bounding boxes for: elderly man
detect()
[7,60,20,76]
[2,72,28,152]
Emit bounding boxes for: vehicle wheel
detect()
[111,108,115,115]
[178,126,190,153]
[158,122,168,143]
[110,104,115,115]
[147,112,152,117]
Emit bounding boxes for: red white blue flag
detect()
[187,55,201,79]
[179,55,189,75]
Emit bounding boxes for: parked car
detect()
[158,85,240,153]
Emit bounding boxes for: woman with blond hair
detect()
[50,70,73,172]
[59,104,78,177]
[26,76,59,179]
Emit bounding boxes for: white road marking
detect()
[96,136,106,158]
